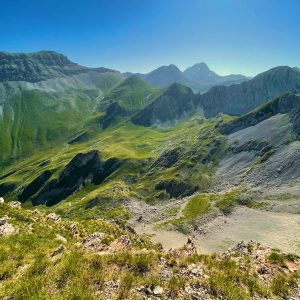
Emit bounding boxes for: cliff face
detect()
[198,66,300,117]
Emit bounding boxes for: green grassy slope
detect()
[0,202,298,299]
[99,75,158,112]
[0,74,123,166]
[0,112,229,218]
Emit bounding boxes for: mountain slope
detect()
[131,83,196,126]
[198,66,300,117]
[99,75,158,128]
[0,51,116,83]
[0,51,124,165]
[139,64,202,92]
[126,63,249,93]
[214,93,300,192]
[184,62,248,86]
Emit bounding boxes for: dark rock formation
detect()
[18,170,53,202]
[32,150,121,206]
[0,182,17,196]
[151,148,181,169]
[0,170,17,180]
[155,180,197,198]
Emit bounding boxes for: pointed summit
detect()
[183,62,219,84]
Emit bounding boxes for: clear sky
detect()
[1,0,300,76]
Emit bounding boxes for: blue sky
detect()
[1,0,300,76]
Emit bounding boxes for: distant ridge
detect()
[125,62,249,93]
[197,66,300,117]
[0,51,118,83]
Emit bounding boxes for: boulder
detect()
[46,213,61,222]
[83,232,106,251]
[55,234,67,244]
[69,222,79,236]
[110,235,132,251]
[8,201,22,209]
[0,197,4,204]
[0,219,18,236]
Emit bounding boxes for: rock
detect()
[18,170,53,202]
[69,222,79,236]
[32,150,121,206]
[0,216,8,225]
[55,234,67,244]
[188,264,203,277]
[51,245,65,257]
[0,197,4,204]
[155,179,197,198]
[83,232,106,251]
[46,213,61,222]
[153,285,164,296]
[151,148,181,169]
[110,235,132,251]
[0,222,18,236]
[8,201,22,209]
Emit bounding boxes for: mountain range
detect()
[1,50,300,298]
[125,62,249,93]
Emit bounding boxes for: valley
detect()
[0,51,300,299]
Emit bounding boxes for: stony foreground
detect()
[0,201,299,299]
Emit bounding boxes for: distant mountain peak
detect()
[183,62,248,87]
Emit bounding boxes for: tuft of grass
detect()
[268,251,285,265]
[183,194,211,219]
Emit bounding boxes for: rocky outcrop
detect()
[0,182,17,197]
[151,148,181,169]
[32,150,121,206]
[132,83,195,126]
[8,201,22,209]
[155,179,197,198]
[18,170,53,202]
[0,216,18,236]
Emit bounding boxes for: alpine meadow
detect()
[1,1,300,299]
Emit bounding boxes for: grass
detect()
[159,190,241,233]
[0,113,229,221]
[183,194,211,219]
[0,203,299,299]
